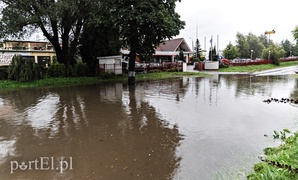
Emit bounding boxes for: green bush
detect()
[7,55,40,82]
[73,62,89,77]
[192,57,200,62]
[47,61,89,78]
[47,63,67,77]
[0,66,8,80]
[101,71,116,78]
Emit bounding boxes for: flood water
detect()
[0,74,298,180]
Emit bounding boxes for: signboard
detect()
[0,53,14,66]
[0,52,31,66]
[264,30,275,35]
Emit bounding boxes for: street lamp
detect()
[189,37,194,55]
[268,50,271,60]
[250,50,254,60]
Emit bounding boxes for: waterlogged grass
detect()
[0,71,206,91]
[136,71,207,80]
[247,132,298,180]
[219,61,298,72]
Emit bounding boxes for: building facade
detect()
[0,40,56,67]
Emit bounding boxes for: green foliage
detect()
[192,57,200,62]
[262,44,285,66]
[273,129,291,141]
[0,1,100,65]
[103,0,185,82]
[223,42,239,60]
[218,60,298,72]
[47,61,89,78]
[247,33,265,59]
[101,71,116,78]
[179,50,185,61]
[281,40,295,57]
[292,25,298,41]
[0,66,8,80]
[73,62,89,77]
[7,55,40,82]
[79,6,121,74]
[47,63,67,77]
[219,62,229,68]
[194,39,202,59]
[236,32,265,59]
[248,131,298,180]
[236,32,250,58]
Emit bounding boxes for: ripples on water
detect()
[0,75,297,179]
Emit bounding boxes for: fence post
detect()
[114,63,116,74]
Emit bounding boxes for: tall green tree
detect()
[223,42,239,60]
[236,32,250,58]
[292,25,298,41]
[246,33,265,60]
[194,39,202,60]
[280,39,294,57]
[79,7,121,74]
[103,0,185,85]
[0,0,100,66]
[258,34,271,48]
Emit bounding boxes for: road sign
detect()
[265,30,275,35]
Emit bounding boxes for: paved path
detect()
[251,66,298,76]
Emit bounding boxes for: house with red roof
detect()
[153,38,192,63]
[121,38,192,63]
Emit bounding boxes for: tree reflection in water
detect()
[0,83,182,179]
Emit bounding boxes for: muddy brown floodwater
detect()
[0,74,298,180]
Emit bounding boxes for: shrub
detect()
[73,62,88,77]
[47,63,67,77]
[8,55,40,82]
[101,71,116,78]
[0,66,8,80]
[192,57,200,62]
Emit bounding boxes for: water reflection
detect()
[0,75,297,179]
[0,84,182,179]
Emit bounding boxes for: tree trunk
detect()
[128,38,137,85]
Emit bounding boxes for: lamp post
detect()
[268,50,271,60]
[189,37,194,54]
[250,50,253,60]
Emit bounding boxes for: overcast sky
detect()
[175,0,298,52]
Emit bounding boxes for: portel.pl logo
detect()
[10,156,73,174]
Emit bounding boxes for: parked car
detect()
[122,61,146,73]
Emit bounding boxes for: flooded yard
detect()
[0,74,298,179]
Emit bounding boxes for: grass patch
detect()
[0,71,207,91]
[219,61,298,73]
[136,71,208,80]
